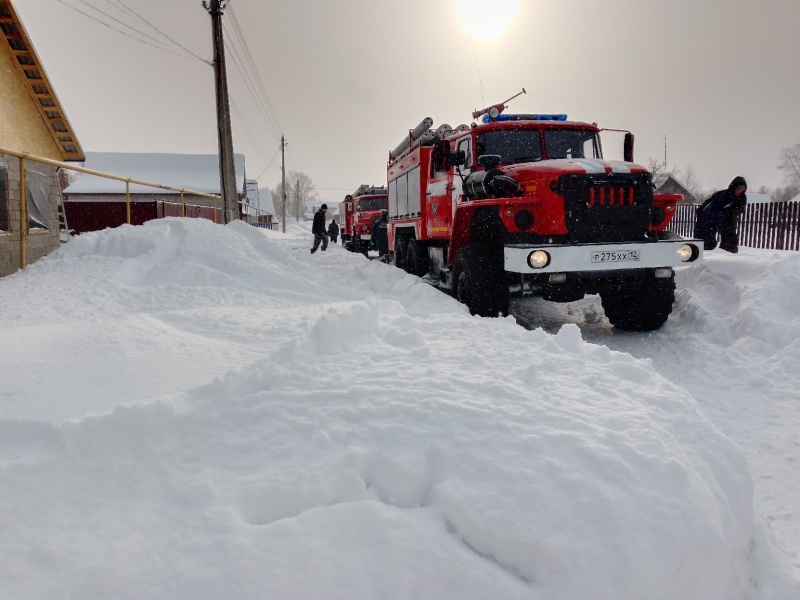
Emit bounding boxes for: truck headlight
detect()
[527,249,551,269]
[677,243,699,262]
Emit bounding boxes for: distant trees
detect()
[679,165,704,202]
[777,143,800,189]
[774,144,800,202]
[647,158,705,202]
[646,157,677,179]
[273,171,319,221]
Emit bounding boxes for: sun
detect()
[456,0,521,41]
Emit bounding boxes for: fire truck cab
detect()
[386,107,703,331]
[339,184,389,255]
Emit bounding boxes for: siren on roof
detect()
[481,114,568,123]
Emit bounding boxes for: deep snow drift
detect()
[0,218,798,599]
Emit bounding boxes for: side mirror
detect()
[445,150,467,169]
[623,132,635,163]
[346,202,352,211]
[477,154,502,170]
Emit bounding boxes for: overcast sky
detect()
[17,0,800,205]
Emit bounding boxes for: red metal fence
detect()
[668,202,800,251]
[155,201,219,222]
[66,200,221,234]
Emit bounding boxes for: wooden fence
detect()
[668,201,800,251]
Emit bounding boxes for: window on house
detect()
[0,164,9,232]
[25,168,51,230]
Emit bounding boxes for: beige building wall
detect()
[0,153,61,277]
[0,44,61,161]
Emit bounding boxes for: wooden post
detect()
[19,156,27,270]
[281,135,286,233]
[204,0,238,224]
[126,180,131,224]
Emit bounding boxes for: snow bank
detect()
[0,219,763,599]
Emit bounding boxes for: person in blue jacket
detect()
[694,176,747,252]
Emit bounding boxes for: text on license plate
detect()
[591,250,641,263]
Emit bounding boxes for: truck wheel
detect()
[600,270,675,331]
[394,236,407,270]
[452,245,509,318]
[405,239,430,277]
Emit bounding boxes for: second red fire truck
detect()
[339,184,389,256]
[385,97,702,331]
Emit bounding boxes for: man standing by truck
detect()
[311,204,329,254]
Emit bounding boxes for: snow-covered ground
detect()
[1,218,798,599]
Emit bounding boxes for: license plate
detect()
[591,249,640,263]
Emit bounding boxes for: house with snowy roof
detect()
[0,0,85,276]
[746,192,773,204]
[241,179,275,227]
[652,173,697,204]
[63,152,246,234]
[303,200,339,222]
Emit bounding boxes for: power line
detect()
[227,4,283,135]
[74,0,183,53]
[230,98,271,164]
[254,146,282,181]
[55,0,201,62]
[104,0,212,65]
[224,35,280,141]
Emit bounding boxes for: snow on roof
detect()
[653,173,691,193]
[257,188,276,214]
[746,193,772,204]
[63,152,246,195]
[652,173,670,189]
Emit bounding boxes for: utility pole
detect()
[203,0,238,224]
[296,179,300,223]
[280,135,287,233]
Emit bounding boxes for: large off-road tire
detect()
[405,239,430,277]
[452,245,509,318]
[393,236,408,270]
[599,270,676,331]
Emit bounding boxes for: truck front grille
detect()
[560,172,653,243]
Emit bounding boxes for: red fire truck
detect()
[386,99,702,331]
[339,184,389,255]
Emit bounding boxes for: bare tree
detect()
[273,170,319,221]
[777,143,800,188]
[646,157,678,178]
[772,183,800,203]
[679,164,704,203]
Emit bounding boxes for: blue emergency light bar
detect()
[482,114,568,123]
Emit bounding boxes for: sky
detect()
[1,217,799,598]
[15,0,800,205]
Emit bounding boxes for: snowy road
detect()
[512,249,800,571]
[1,219,798,599]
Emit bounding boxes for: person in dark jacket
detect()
[311,204,329,253]
[694,176,747,252]
[371,210,389,261]
[327,219,339,244]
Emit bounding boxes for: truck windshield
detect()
[358,197,388,211]
[476,129,542,164]
[543,129,600,160]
